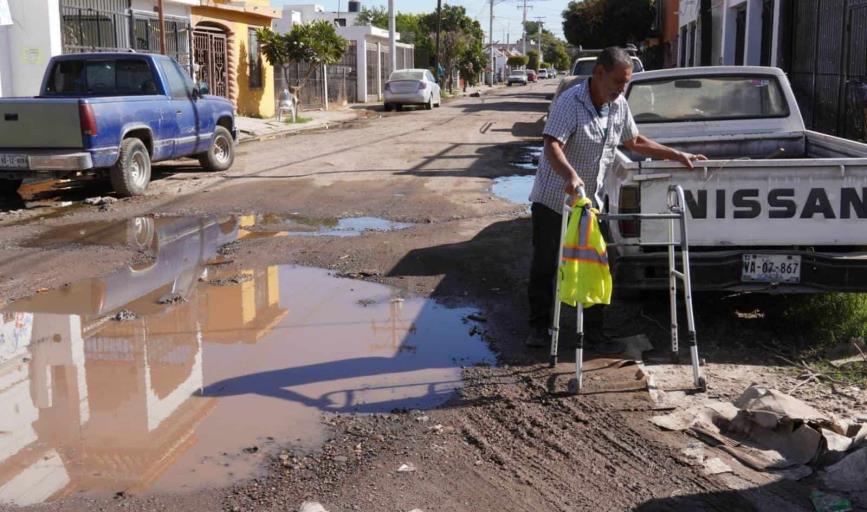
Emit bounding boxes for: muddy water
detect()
[243,213,412,237]
[0,217,491,505]
[492,175,534,207]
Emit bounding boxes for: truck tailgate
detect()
[636,159,867,246]
[0,98,83,149]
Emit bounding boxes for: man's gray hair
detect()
[595,47,632,72]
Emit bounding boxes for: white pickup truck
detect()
[603,66,867,293]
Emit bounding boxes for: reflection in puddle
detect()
[0,218,492,505]
[22,214,412,250]
[492,175,534,207]
[244,214,412,237]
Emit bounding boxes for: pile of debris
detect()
[651,385,867,493]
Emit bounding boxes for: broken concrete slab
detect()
[701,457,733,475]
[732,385,827,426]
[822,447,867,492]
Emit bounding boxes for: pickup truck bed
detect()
[603,66,867,293]
[0,53,237,197]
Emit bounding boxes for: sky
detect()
[270,0,570,40]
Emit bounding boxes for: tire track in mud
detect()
[451,365,751,511]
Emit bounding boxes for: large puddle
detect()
[23,214,412,249]
[491,144,539,208]
[492,175,534,206]
[242,213,412,237]
[0,216,492,505]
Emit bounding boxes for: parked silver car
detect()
[507,69,528,86]
[384,69,441,111]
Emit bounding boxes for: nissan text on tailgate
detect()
[0,53,236,197]
[602,66,867,293]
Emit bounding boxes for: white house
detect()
[677,0,782,68]
[275,4,414,104]
[0,0,196,98]
[275,3,364,31]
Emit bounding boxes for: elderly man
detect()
[525,47,706,348]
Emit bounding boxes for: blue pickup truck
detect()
[0,53,236,197]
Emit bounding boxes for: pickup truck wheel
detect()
[110,138,151,197]
[0,179,23,196]
[198,126,235,172]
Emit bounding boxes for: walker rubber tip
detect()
[567,378,581,395]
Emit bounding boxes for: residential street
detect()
[0,81,863,512]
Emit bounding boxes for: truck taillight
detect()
[618,185,641,238]
[79,102,97,136]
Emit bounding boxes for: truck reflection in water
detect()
[0,215,493,505]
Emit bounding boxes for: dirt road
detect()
[0,82,852,511]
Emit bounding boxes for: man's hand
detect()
[674,151,708,169]
[565,175,585,197]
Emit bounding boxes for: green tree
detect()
[418,5,485,89]
[562,0,653,48]
[257,21,347,104]
[354,6,388,28]
[527,49,540,71]
[507,55,529,68]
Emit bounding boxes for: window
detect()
[43,59,156,96]
[158,58,191,98]
[626,75,789,123]
[248,27,262,88]
[389,70,425,81]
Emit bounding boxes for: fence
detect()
[780,0,867,142]
[274,42,358,109]
[60,0,192,73]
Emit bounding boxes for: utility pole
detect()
[518,0,531,55]
[534,16,544,65]
[388,0,396,73]
[157,0,166,55]
[434,0,442,85]
[489,0,494,86]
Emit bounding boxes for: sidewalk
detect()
[235,108,362,144]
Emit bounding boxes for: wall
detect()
[720,0,780,66]
[192,6,276,117]
[0,0,62,97]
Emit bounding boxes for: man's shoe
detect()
[524,327,549,348]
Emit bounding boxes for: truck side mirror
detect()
[196,83,210,96]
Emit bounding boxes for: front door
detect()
[157,58,200,158]
[193,27,229,99]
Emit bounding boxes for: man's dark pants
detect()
[528,202,603,334]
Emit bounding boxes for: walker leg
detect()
[668,219,679,364]
[549,205,571,368]
[569,303,584,394]
[675,192,705,391]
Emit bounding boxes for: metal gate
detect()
[193,28,229,99]
[782,0,867,141]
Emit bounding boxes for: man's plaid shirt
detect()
[529,79,639,213]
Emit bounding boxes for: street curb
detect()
[235,114,360,145]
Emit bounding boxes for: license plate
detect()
[0,154,28,169]
[742,254,801,284]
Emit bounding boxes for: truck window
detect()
[43,59,157,96]
[626,75,789,123]
[157,58,193,99]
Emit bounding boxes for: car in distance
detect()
[507,69,529,86]
[383,69,442,111]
